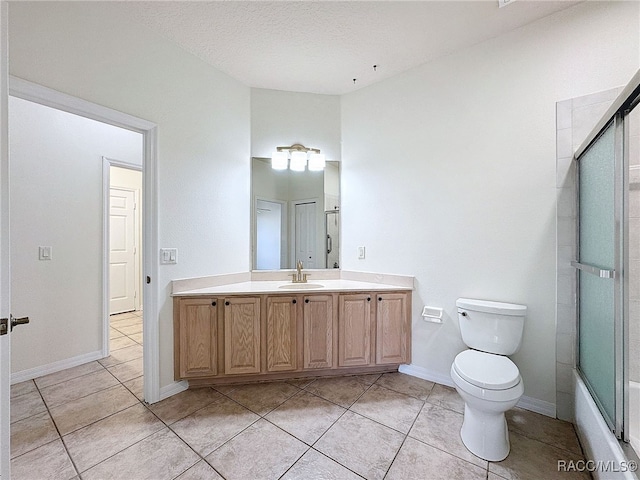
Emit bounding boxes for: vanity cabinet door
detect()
[224,297,261,375]
[303,295,334,369]
[266,296,298,372]
[376,292,411,365]
[338,293,372,367]
[177,298,218,378]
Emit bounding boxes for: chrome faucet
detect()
[291,260,309,283]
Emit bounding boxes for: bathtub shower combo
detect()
[572,71,640,465]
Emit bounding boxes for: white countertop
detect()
[172,279,411,296]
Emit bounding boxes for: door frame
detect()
[9,76,161,404]
[104,158,143,356]
[0,3,10,477]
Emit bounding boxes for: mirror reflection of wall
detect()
[252,157,340,270]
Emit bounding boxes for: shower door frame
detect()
[574,114,625,438]
[574,71,640,442]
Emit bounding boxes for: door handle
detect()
[0,314,30,335]
[11,314,30,331]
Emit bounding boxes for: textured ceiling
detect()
[122,1,582,95]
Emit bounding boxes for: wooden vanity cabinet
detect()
[338,293,373,367]
[174,289,411,383]
[175,297,218,378]
[223,296,261,375]
[266,295,298,372]
[375,293,411,365]
[302,294,334,369]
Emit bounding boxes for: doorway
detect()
[7,76,159,405]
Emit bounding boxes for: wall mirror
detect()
[251,157,340,270]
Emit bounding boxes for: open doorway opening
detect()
[8,77,158,404]
[106,163,144,397]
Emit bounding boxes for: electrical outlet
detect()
[357,246,366,259]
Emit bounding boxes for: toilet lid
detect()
[453,350,520,390]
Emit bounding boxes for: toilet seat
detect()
[453,350,520,390]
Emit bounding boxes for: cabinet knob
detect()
[211,301,217,307]
[378,297,382,301]
[292,299,297,304]
[305,299,310,304]
[367,297,371,302]
[225,301,230,306]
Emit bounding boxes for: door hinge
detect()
[0,318,7,336]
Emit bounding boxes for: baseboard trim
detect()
[159,380,188,402]
[517,395,556,418]
[399,363,455,388]
[399,363,557,418]
[11,350,104,385]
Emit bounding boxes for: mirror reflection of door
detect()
[294,201,316,268]
[326,210,340,268]
[256,199,284,270]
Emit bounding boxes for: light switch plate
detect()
[160,248,178,265]
[357,246,366,259]
[39,246,52,261]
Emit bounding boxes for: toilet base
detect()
[460,403,510,462]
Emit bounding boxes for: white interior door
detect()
[295,201,316,268]
[110,187,136,314]
[0,3,10,477]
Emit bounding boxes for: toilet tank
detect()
[456,298,526,355]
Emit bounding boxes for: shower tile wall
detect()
[555,87,623,422]
[630,107,640,384]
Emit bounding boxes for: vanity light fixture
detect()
[290,151,307,172]
[271,143,325,172]
[271,151,288,170]
[308,152,326,171]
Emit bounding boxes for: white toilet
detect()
[450,298,527,462]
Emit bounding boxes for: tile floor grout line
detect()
[380,390,431,479]
[275,445,313,480]
[156,388,264,464]
[372,381,433,402]
[31,377,82,478]
[160,414,227,480]
[308,447,368,479]
[35,365,109,391]
[406,426,490,472]
[302,376,414,476]
[73,426,168,476]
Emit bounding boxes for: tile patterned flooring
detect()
[9,311,591,479]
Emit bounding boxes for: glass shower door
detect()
[575,119,621,432]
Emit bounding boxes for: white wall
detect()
[251,88,341,160]
[9,97,142,373]
[341,1,640,407]
[8,2,250,390]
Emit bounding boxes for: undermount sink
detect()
[278,283,324,289]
